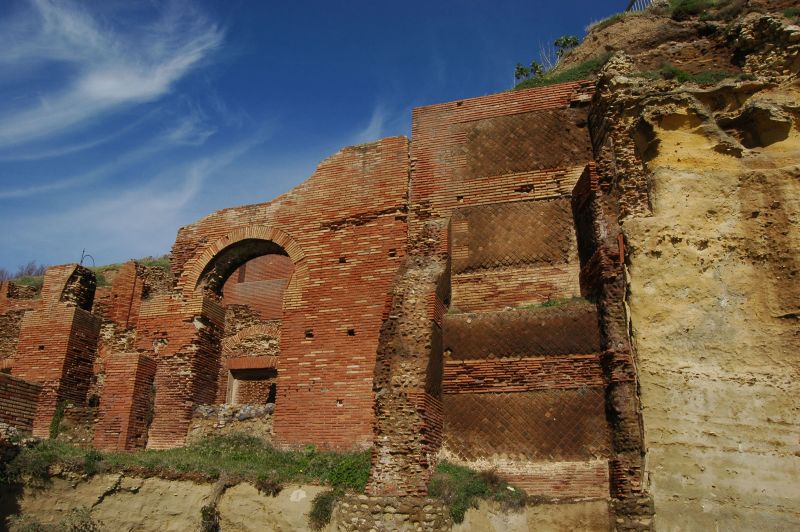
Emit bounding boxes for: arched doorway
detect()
[190,234,302,407]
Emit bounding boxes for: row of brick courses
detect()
[222,254,293,320]
[451,265,580,312]
[94,353,156,451]
[230,370,276,404]
[442,355,604,393]
[443,301,601,359]
[449,196,583,311]
[0,372,41,431]
[498,460,610,498]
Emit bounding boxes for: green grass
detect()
[514,53,611,90]
[429,462,527,523]
[670,0,715,20]
[48,401,67,440]
[3,434,371,492]
[586,11,642,33]
[785,7,800,21]
[9,275,44,290]
[308,489,343,530]
[2,440,87,486]
[516,296,585,310]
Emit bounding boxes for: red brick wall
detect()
[93,353,156,451]
[13,302,100,437]
[442,355,604,394]
[134,295,224,449]
[92,262,145,329]
[166,138,408,450]
[449,198,582,311]
[409,81,594,246]
[0,372,41,431]
[499,460,610,498]
[222,255,293,320]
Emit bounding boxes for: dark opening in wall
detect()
[388,249,397,257]
[347,328,356,336]
[339,257,347,263]
[305,329,314,338]
[456,195,464,203]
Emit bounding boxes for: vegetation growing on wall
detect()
[2,434,371,491]
[515,53,612,89]
[428,462,527,523]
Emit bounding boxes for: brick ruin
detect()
[0,80,655,527]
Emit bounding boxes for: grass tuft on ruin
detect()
[2,434,371,492]
[428,462,527,523]
[308,488,343,530]
[514,53,611,90]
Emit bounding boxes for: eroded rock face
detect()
[592,53,800,530]
[0,475,335,532]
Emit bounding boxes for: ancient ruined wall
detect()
[0,372,41,431]
[94,353,156,451]
[12,265,100,437]
[409,81,594,244]
[222,254,293,320]
[405,84,613,500]
[450,199,582,311]
[165,137,408,450]
[591,42,800,529]
[0,282,40,371]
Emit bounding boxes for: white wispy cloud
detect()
[0,0,224,147]
[352,104,387,144]
[4,137,264,263]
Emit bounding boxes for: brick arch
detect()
[178,225,308,310]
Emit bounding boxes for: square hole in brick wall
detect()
[388,249,397,257]
[339,257,347,263]
[336,399,343,407]
[347,328,356,336]
[305,329,314,339]
[456,195,464,203]
[38,345,45,350]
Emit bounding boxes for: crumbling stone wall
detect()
[367,247,446,496]
[336,494,451,532]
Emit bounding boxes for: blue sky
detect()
[0,0,622,272]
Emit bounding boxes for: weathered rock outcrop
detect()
[587,10,800,525]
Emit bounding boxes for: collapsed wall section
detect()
[11,265,100,438]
